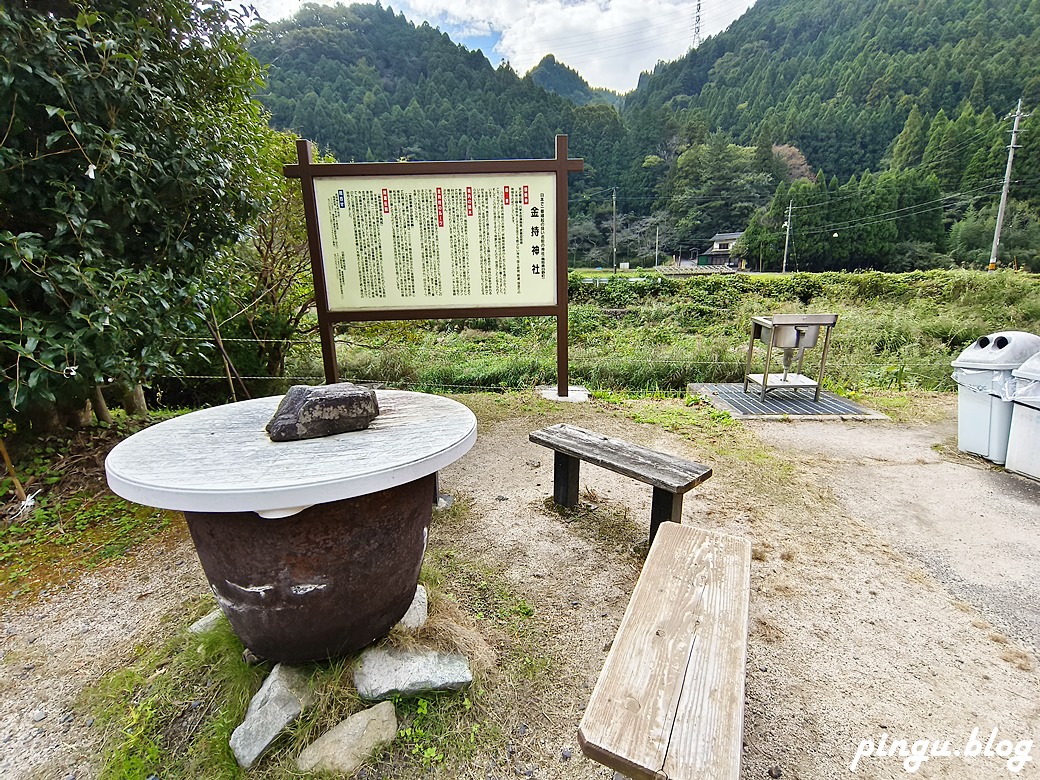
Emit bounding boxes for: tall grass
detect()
[277,269,1040,394]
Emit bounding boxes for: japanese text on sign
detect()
[313,173,557,311]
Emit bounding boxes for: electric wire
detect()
[797,180,1005,236]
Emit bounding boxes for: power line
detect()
[800,182,1004,236]
[923,128,997,164]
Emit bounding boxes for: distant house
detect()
[704,232,744,265]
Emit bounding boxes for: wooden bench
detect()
[529,423,712,544]
[578,522,752,780]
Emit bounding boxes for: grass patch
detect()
[594,394,811,530]
[82,611,267,780]
[449,391,562,426]
[82,496,557,779]
[540,493,649,562]
[276,270,1040,396]
[0,492,175,600]
[1,412,188,603]
[854,389,955,424]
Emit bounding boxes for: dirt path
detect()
[0,535,207,779]
[1,395,1038,779]
[754,414,1040,652]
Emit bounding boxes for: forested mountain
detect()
[528,55,621,108]
[628,0,1040,179]
[252,1,1040,270]
[250,4,633,230]
[252,4,578,163]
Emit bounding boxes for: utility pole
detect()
[989,98,1025,271]
[781,200,793,273]
[611,186,617,273]
[654,225,660,267]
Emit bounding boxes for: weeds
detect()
[83,502,551,779]
[0,492,172,599]
[265,269,1040,397]
[83,611,266,780]
[1,411,187,602]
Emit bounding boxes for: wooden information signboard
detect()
[285,136,584,394]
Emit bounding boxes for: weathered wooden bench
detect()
[528,423,713,544]
[578,522,752,780]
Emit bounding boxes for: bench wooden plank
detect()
[578,523,752,780]
[529,424,712,493]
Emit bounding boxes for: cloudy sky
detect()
[239,1,758,93]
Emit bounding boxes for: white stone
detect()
[296,701,398,774]
[354,646,472,700]
[230,663,315,768]
[396,585,428,631]
[535,385,590,403]
[188,608,224,635]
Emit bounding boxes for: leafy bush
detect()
[0,1,270,420]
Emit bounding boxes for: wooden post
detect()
[0,438,27,504]
[649,489,683,545]
[553,452,580,508]
[294,139,340,384]
[555,134,571,398]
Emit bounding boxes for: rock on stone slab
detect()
[354,646,472,700]
[266,383,379,442]
[296,700,398,774]
[188,608,224,635]
[229,663,315,768]
[396,585,428,631]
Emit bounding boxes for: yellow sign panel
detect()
[313,173,557,311]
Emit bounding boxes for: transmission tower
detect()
[693,0,703,47]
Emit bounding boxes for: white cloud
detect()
[239,0,756,92]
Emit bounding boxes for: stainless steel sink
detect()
[744,313,838,401]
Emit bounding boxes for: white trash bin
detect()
[1006,351,1040,479]
[951,331,1040,464]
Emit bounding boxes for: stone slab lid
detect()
[105,390,476,515]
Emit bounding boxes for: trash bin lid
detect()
[951,331,1040,370]
[1013,350,1040,381]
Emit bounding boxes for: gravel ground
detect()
[1,394,1038,779]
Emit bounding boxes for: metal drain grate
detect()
[688,383,886,419]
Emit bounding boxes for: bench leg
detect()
[553,452,580,508]
[649,489,683,544]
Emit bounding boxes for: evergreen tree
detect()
[890,105,928,170]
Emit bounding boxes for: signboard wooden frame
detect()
[285,135,584,394]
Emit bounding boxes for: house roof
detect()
[710,231,744,242]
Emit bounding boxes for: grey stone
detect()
[354,646,472,700]
[229,663,315,768]
[188,608,224,635]
[396,585,428,631]
[30,709,46,722]
[266,383,379,441]
[296,700,397,774]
